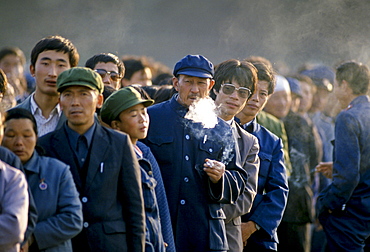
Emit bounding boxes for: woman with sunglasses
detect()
[1,108,83,252]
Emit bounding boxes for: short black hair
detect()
[30,35,79,67]
[5,107,38,136]
[85,53,125,77]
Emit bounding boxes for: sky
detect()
[1,0,370,75]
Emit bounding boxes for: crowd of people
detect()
[0,34,369,252]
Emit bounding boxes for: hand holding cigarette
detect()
[315,162,333,179]
[203,159,225,183]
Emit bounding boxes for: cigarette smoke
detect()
[184,97,235,165]
[184,97,218,129]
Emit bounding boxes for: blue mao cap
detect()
[173,54,214,78]
[300,65,334,92]
[286,77,303,98]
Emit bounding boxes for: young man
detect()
[85,53,124,90]
[316,61,370,251]
[142,55,248,252]
[211,59,260,252]
[121,56,153,87]
[236,62,289,251]
[100,86,175,252]
[38,67,145,251]
[15,35,79,136]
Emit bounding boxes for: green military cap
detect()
[57,67,104,94]
[100,86,154,126]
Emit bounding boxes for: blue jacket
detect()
[137,142,175,252]
[317,95,370,219]
[142,95,248,252]
[24,151,83,251]
[240,120,289,250]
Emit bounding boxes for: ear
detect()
[30,65,35,76]
[208,79,215,90]
[58,96,63,110]
[111,120,120,130]
[96,94,104,109]
[172,77,179,91]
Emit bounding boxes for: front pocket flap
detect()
[147,135,173,146]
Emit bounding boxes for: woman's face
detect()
[2,118,37,164]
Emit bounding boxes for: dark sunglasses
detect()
[221,83,252,99]
[94,69,122,82]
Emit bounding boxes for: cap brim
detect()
[176,70,213,78]
[57,82,99,93]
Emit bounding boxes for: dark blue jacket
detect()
[317,95,370,218]
[137,142,175,252]
[142,95,248,252]
[240,119,289,250]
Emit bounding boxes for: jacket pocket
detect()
[141,168,158,212]
[209,204,228,250]
[258,152,272,178]
[146,136,174,165]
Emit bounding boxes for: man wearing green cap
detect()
[38,67,145,251]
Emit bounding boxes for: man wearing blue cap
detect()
[142,55,248,252]
[38,67,145,251]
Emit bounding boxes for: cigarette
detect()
[203,135,208,144]
[206,160,213,168]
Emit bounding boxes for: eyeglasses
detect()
[94,69,122,82]
[220,83,252,99]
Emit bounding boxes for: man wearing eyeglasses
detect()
[85,53,124,90]
[210,59,260,252]
[142,55,249,252]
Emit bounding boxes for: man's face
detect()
[30,50,71,97]
[112,103,150,144]
[310,87,330,113]
[214,81,249,121]
[263,90,291,119]
[122,67,152,87]
[0,54,24,85]
[173,75,214,107]
[333,79,349,108]
[59,86,103,132]
[93,62,121,90]
[298,81,314,114]
[239,80,270,120]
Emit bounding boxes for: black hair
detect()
[30,35,79,67]
[85,53,125,77]
[5,107,38,136]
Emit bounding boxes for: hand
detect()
[315,162,333,179]
[241,221,258,247]
[203,159,225,184]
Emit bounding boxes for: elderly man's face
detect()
[173,75,214,107]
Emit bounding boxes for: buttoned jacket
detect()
[142,95,248,252]
[241,120,289,250]
[38,123,145,252]
[24,151,83,251]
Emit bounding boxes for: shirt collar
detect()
[30,94,61,116]
[65,121,97,151]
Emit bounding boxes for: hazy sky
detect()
[1,0,370,75]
